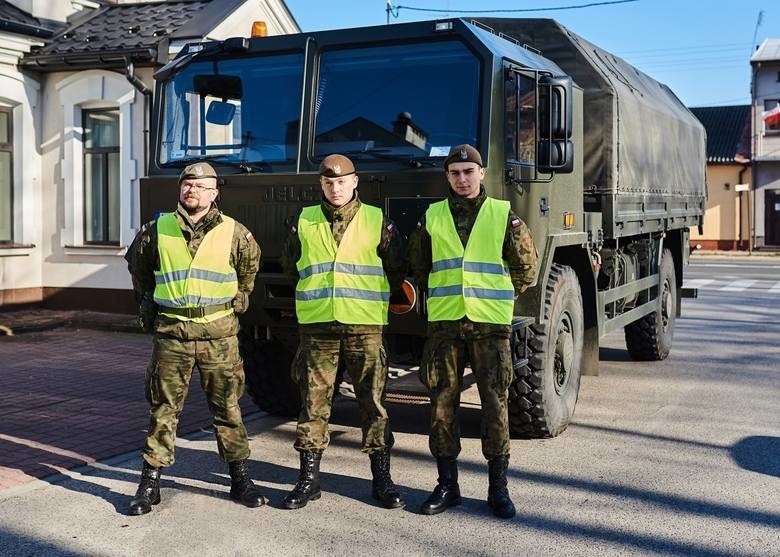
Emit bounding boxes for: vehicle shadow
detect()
[730,435,780,477]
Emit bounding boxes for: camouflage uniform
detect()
[280,193,406,454]
[126,203,260,468]
[407,186,537,459]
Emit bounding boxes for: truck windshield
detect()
[314,41,480,164]
[158,52,304,168]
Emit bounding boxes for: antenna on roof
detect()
[750,10,763,54]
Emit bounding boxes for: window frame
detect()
[0,106,12,244]
[763,99,780,135]
[82,108,120,245]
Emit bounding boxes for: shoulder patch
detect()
[245,231,254,243]
[386,222,395,234]
[416,221,422,230]
[511,218,524,229]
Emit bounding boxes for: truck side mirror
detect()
[538,140,574,173]
[537,75,574,174]
[205,101,236,125]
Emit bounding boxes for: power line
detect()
[617,42,748,55]
[386,0,638,19]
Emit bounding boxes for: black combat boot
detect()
[283,451,322,509]
[420,457,461,515]
[487,455,516,519]
[228,459,266,508]
[369,450,404,509]
[128,461,161,516]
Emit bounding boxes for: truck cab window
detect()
[314,41,480,165]
[505,71,536,165]
[159,53,304,167]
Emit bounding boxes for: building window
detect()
[764,99,780,133]
[0,107,12,243]
[83,109,120,244]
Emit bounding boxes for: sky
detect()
[283,0,779,108]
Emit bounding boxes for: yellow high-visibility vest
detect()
[426,198,515,324]
[153,213,237,323]
[296,204,390,325]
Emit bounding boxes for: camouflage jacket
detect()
[407,186,538,335]
[280,193,407,334]
[125,203,261,340]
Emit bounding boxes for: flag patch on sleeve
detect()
[386,223,395,233]
[511,218,523,229]
[245,231,254,242]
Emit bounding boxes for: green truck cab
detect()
[140,18,706,438]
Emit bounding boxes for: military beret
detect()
[319,154,356,178]
[179,162,217,183]
[444,144,483,170]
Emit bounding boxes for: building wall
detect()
[0,33,44,306]
[752,58,780,248]
[0,1,299,311]
[690,163,751,250]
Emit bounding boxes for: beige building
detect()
[0,0,298,311]
[689,106,752,251]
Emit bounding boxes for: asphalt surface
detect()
[0,256,778,556]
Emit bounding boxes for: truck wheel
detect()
[509,264,583,438]
[624,248,676,360]
[238,329,301,417]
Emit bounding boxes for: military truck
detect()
[140,18,706,438]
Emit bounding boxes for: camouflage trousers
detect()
[419,321,512,460]
[142,334,250,468]
[292,331,393,454]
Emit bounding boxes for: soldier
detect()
[124,162,265,515]
[280,154,406,510]
[407,144,537,518]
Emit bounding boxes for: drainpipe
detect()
[124,59,151,178]
[738,163,749,250]
[749,61,758,253]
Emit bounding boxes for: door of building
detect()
[766,190,780,246]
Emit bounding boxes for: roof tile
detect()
[690,105,751,163]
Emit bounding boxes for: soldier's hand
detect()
[138,298,158,333]
[232,291,249,314]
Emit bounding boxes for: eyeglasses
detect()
[180,182,217,192]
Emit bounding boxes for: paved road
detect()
[0,259,778,556]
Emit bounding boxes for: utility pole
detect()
[386,1,392,25]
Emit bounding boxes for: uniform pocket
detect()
[290,344,304,385]
[418,341,440,391]
[145,361,161,405]
[496,348,513,392]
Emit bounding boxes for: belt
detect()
[160,302,232,318]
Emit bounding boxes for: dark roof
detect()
[0,0,61,38]
[689,105,751,164]
[20,0,245,71]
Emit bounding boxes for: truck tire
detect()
[238,329,301,417]
[624,248,676,361]
[509,264,583,438]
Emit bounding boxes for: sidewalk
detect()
[0,310,257,491]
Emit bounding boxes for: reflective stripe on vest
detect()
[153,212,237,323]
[295,204,390,325]
[426,198,515,324]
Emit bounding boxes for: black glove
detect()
[139,298,158,333]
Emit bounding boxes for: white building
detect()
[0,0,298,311]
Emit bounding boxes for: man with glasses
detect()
[124,162,265,515]
[279,154,407,510]
[408,144,537,518]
